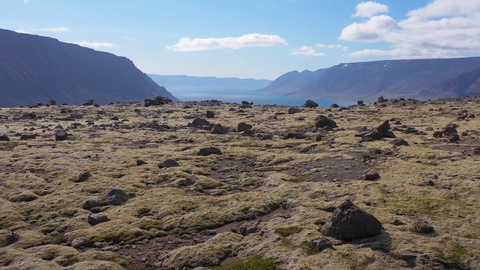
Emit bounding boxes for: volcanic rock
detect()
[304,99,319,108]
[199,147,222,156]
[412,220,434,234]
[88,213,109,226]
[238,122,253,132]
[211,124,229,134]
[321,200,382,240]
[162,159,179,168]
[0,134,10,141]
[55,130,68,141]
[315,115,337,129]
[288,107,301,114]
[105,188,129,206]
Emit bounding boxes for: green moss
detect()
[275,226,303,237]
[213,255,278,270]
[432,244,468,268]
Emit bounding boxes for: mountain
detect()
[0,28,177,107]
[149,74,271,90]
[261,57,480,102]
[260,69,325,95]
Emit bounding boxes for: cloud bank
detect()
[75,41,117,49]
[341,0,480,58]
[292,43,347,57]
[167,33,287,52]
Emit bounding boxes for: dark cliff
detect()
[0,28,177,107]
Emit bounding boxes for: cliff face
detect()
[261,57,480,102]
[0,28,177,107]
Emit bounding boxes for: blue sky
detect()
[1,0,479,79]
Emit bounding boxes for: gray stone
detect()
[304,99,319,108]
[162,159,179,168]
[311,237,333,252]
[199,147,222,156]
[315,115,337,129]
[105,188,129,206]
[55,130,68,141]
[88,213,109,225]
[321,200,382,240]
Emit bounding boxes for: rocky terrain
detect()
[0,29,177,107]
[0,97,479,269]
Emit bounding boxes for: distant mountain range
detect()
[0,28,177,107]
[261,57,480,102]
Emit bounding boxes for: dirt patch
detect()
[287,154,369,182]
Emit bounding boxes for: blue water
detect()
[169,87,353,108]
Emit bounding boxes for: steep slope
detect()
[0,28,177,107]
[262,57,480,102]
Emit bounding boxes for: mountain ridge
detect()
[0,28,177,107]
[261,57,480,102]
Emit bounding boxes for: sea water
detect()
[169,87,353,108]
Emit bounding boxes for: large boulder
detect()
[321,200,382,240]
[105,188,129,206]
[315,115,337,129]
[304,99,319,108]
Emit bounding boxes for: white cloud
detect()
[75,41,118,49]
[167,33,287,52]
[15,28,29,34]
[316,43,348,51]
[353,1,389,18]
[407,0,480,18]
[23,0,32,3]
[291,46,324,56]
[340,0,480,58]
[340,15,399,42]
[40,27,70,33]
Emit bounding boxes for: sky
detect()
[1,0,480,80]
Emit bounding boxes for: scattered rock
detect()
[20,134,36,140]
[311,237,333,252]
[55,130,68,141]
[105,188,129,206]
[412,220,434,234]
[88,213,109,225]
[392,219,406,226]
[0,134,10,141]
[239,220,260,236]
[285,131,309,140]
[364,172,381,181]
[304,99,319,108]
[321,200,382,240]
[71,237,88,248]
[442,123,458,136]
[288,107,301,114]
[5,231,19,245]
[330,103,339,108]
[433,131,443,138]
[473,147,480,155]
[47,99,57,106]
[162,159,179,168]
[136,159,147,166]
[144,96,172,107]
[390,138,409,146]
[448,133,460,143]
[179,176,197,187]
[315,115,337,129]
[357,100,364,106]
[211,124,229,134]
[238,122,253,132]
[83,99,94,106]
[356,120,396,141]
[187,118,212,130]
[206,111,215,118]
[378,96,386,103]
[76,172,92,183]
[199,147,222,156]
[82,199,106,210]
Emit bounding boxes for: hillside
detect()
[261,57,480,102]
[0,29,177,107]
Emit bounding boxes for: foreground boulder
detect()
[321,200,382,240]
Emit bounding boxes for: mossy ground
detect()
[0,98,479,269]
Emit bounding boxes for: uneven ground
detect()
[0,97,479,270]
